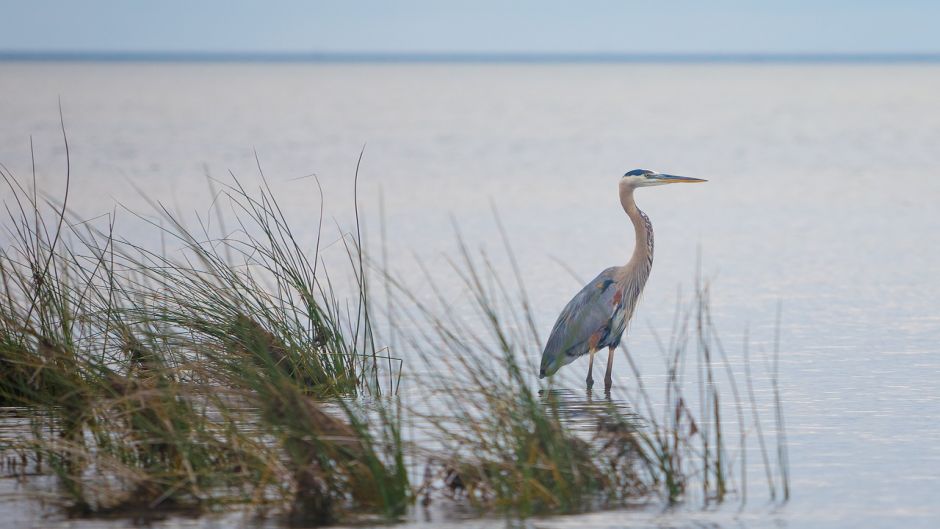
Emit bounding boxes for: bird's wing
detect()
[542,267,622,361]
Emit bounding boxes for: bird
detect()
[539,169,706,390]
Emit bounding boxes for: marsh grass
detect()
[382,225,648,516]
[0,129,787,525]
[0,130,406,523]
[383,218,790,515]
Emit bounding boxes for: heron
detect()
[539,169,706,390]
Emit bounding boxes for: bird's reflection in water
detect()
[537,388,642,438]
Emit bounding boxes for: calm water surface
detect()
[1,62,939,528]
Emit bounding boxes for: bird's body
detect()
[539,169,704,390]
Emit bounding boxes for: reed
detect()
[0,134,787,525]
[382,218,789,513]
[0,133,406,523]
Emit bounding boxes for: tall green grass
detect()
[380,217,789,513]
[0,132,407,522]
[0,130,787,525]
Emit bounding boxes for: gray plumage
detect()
[538,169,705,389]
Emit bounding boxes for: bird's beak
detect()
[653,173,708,183]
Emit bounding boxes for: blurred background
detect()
[1,2,939,528]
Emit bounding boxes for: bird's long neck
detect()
[619,187,654,279]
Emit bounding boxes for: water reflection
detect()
[538,388,642,437]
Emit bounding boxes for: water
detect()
[1,62,940,528]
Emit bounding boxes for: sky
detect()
[1,0,939,55]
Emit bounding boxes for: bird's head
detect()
[620,169,707,189]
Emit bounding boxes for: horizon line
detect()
[3,50,940,63]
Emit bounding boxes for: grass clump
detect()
[386,218,788,515]
[1,129,787,526]
[387,227,648,516]
[0,133,406,524]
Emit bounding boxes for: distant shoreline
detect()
[3,51,940,64]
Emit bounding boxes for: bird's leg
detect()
[586,349,595,389]
[604,346,615,391]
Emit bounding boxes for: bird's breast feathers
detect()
[610,301,626,328]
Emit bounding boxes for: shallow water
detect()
[1,62,939,528]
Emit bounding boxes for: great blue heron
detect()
[539,169,706,390]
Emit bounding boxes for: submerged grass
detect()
[383,220,789,515]
[385,226,648,515]
[0,128,788,525]
[0,128,406,523]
